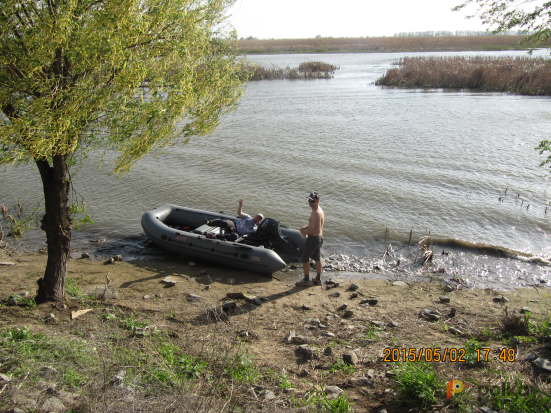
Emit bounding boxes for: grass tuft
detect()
[484,375,551,413]
[392,360,443,408]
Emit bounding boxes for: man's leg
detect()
[297,238,313,286]
[302,262,310,280]
[313,260,322,284]
[208,219,233,231]
[220,233,239,242]
[311,236,323,284]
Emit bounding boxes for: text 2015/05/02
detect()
[382,348,516,363]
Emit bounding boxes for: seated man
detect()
[203,199,263,242]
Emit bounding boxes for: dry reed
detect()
[243,61,339,80]
[237,36,548,54]
[376,56,551,95]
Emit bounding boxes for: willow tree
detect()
[454,1,551,169]
[0,0,248,303]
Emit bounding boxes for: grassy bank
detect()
[376,56,551,95]
[237,36,548,54]
[1,248,551,412]
[244,61,339,80]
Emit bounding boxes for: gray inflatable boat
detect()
[141,204,305,274]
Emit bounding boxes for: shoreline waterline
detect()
[2,226,550,291]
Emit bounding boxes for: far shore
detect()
[236,35,550,55]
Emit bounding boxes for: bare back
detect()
[308,206,324,236]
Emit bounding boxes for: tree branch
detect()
[0,10,29,55]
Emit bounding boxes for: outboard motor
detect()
[256,218,301,256]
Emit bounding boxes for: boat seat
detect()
[193,225,220,235]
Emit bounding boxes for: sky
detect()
[227,0,489,39]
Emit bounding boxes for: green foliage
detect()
[224,352,258,382]
[301,388,353,413]
[277,373,293,390]
[484,375,551,413]
[177,354,207,380]
[65,276,83,299]
[121,316,149,331]
[2,326,34,341]
[0,326,96,390]
[0,201,41,239]
[453,1,551,171]
[69,203,94,231]
[535,311,551,336]
[454,1,550,47]
[17,297,37,308]
[101,313,118,323]
[138,341,206,386]
[464,338,485,365]
[392,360,443,408]
[327,359,356,375]
[0,0,249,302]
[0,0,248,173]
[358,325,380,341]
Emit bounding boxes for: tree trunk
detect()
[35,155,72,303]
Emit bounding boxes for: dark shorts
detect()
[301,235,323,263]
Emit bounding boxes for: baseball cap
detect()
[308,192,320,201]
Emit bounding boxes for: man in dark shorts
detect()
[297,192,325,286]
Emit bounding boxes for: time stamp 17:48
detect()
[383,348,516,363]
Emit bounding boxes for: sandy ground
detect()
[1,247,550,412]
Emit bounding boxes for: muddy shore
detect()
[0,247,550,412]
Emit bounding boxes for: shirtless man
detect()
[297,192,325,286]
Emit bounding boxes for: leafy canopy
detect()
[0,0,248,174]
[455,1,551,170]
[454,0,551,47]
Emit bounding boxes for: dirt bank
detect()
[0,248,550,412]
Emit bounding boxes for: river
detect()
[2,50,551,289]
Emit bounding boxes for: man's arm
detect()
[237,198,245,218]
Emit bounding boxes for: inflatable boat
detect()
[141,204,305,274]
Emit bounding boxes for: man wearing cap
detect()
[297,192,325,286]
[203,199,264,242]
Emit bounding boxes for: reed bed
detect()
[376,56,551,95]
[237,36,546,54]
[243,61,339,80]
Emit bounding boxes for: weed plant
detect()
[65,276,83,299]
[276,372,293,390]
[224,352,258,382]
[483,375,551,413]
[464,338,486,366]
[0,201,41,239]
[376,56,551,95]
[392,360,443,408]
[327,359,356,375]
[0,326,97,390]
[121,315,149,331]
[299,388,352,413]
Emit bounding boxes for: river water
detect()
[2,50,551,289]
